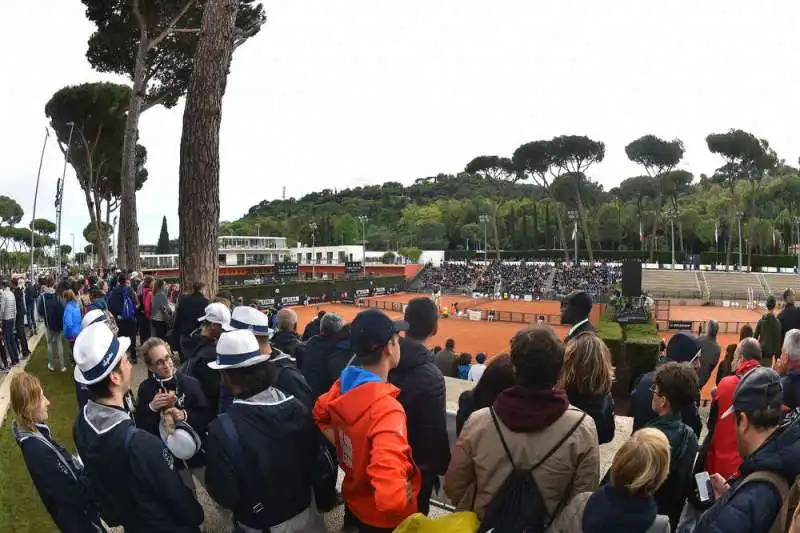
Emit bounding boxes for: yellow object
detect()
[393,512,480,533]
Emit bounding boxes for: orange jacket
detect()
[313,369,420,529]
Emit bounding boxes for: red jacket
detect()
[705,358,761,479]
[313,368,421,529]
[142,287,153,320]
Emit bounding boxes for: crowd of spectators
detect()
[551,262,622,299]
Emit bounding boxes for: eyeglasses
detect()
[150,356,172,367]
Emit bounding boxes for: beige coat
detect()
[444,405,600,520]
[549,492,671,533]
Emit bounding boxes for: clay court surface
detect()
[293,294,767,400]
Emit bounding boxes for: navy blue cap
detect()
[722,367,784,418]
[666,332,701,363]
[350,309,408,356]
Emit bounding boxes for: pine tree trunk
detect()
[118,39,147,271]
[178,0,239,299]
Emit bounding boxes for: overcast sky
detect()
[2,1,799,252]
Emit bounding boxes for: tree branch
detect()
[172,28,200,33]
[147,0,197,51]
[142,92,169,113]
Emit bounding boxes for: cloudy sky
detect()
[2,1,798,252]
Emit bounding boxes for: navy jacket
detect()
[301,334,341,399]
[270,350,314,410]
[185,334,221,411]
[694,411,800,533]
[73,401,203,532]
[630,370,702,438]
[271,330,307,368]
[568,390,616,445]
[204,387,317,529]
[388,337,451,477]
[136,373,213,469]
[13,421,105,533]
[781,371,800,408]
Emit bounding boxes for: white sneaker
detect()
[48,364,55,372]
[60,366,67,372]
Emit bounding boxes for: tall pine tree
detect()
[156,216,171,254]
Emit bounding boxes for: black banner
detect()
[345,261,363,274]
[668,320,694,331]
[274,262,298,277]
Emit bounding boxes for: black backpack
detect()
[477,408,587,533]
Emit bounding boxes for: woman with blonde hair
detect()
[551,428,671,533]
[10,372,105,532]
[561,333,616,444]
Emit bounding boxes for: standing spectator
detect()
[271,308,307,367]
[303,312,344,399]
[138,276,154,345]
[302,310,326,341]
[107,274,139,363]
[73,323,204,531]
[560,333,616,445]
[779,329,800,408]
[136,338,212,492]
[562,290,596,344]
[62,289,82,366]
[435,338,458,378]
[756,295,782,366]
[456,353,515,436]
[150,279,171,341]
[697,320,722,389]
[86,288,118,335]
[1,278,19,367]
[183,302,231,412]
[388,297,451,516]
[645,362,700,529]
[445,326,600,523]
[693,368,800,533]
[313,309,421,532]
[24,280,37,334]
[779,288,800,345]
[173,282,210,362]
[468,352,487,382]
[716,344,737,386]
[630,332,702,437]
[10,372,106,532]
[704,338,763,483]
[13,279,30,358]
[205,330,325,532]
[37,277,65,372]
[550,428,671,533]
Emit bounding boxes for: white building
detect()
[292,244,364,265]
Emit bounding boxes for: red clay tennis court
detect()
[293,293,766,401]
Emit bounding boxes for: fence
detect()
[362,297,564,326]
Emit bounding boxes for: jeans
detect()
[26,303,35,331]
[15,317,29,357]
[45,328,66,369]
[2,319,19,365]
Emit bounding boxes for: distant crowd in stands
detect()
[11,272,800,532]
[421,260,622,299]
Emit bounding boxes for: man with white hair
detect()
[270,308,307,368]
[778,328,800,408]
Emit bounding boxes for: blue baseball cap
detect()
[350,309,408,357]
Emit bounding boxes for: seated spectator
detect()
[313,309,421,532]
[645,362,700,530]
[468,352,487,382]
[560,333,616,445]
[551,428,671,533]
[703,338,763,482]
[693,368,800,533]
[457,353,471,380]
[10,372,106,533]
[205,330,325,532]
[630,332,702,437]
[779,329,800,408]
[756,296,781,366]
[456,353,515,436]
[445,325,599,524]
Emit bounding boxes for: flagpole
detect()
[30,127,50,282]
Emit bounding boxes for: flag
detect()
[714,221,719,245]
[639,221,644,243]
[572,221,577,241]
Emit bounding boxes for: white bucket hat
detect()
[81,309,108,330]
[229,306,273,337]
[73,323,131,385]
[208,329,270,370]
[159,418,202,461]
[198,302,233,330]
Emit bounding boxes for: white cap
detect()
[73,323,131,385]
[198,302,233,329]
[230,306,273,337]
[208,329,270,370]
[81,309,108,330]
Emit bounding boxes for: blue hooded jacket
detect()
[62,300,82,340]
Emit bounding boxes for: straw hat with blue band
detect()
[229,306,273,337]
[208,329,271,370]
[73,323,131,385]
[81,309,108,330]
